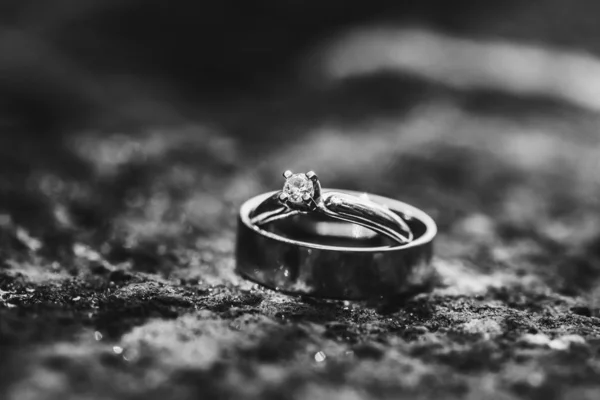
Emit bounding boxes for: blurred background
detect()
[2,0,600,270]
[2,0,600,306]
[2,2,600,399]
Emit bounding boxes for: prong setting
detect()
[279,170,322,211]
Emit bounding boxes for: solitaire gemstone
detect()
[283,174,314,204]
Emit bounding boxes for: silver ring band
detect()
[236,190,437,300]
[250,191,413,244]
[250,170,413,244]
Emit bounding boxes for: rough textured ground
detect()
[2,3,600,400]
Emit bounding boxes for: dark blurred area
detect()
[0,0,568,130]
[2,0,600,244]
[3,0,600,131]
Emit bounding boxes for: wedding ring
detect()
[235,171,437,300]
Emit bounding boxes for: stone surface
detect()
[2,3,600,400]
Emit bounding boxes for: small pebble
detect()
[314,351,326,362]
[520,333,550,346]
[409,325,429,334]
[462,318,502,335]
[549,335,586,351]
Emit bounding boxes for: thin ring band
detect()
[236,190,437,300]
[250,170,413,244]
[250,191,413,244]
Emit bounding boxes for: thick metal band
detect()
[236,190,437,300]
[250,191,413,244]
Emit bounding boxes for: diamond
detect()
[283,173,314,204]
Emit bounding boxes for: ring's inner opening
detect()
[263,213,426,248]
